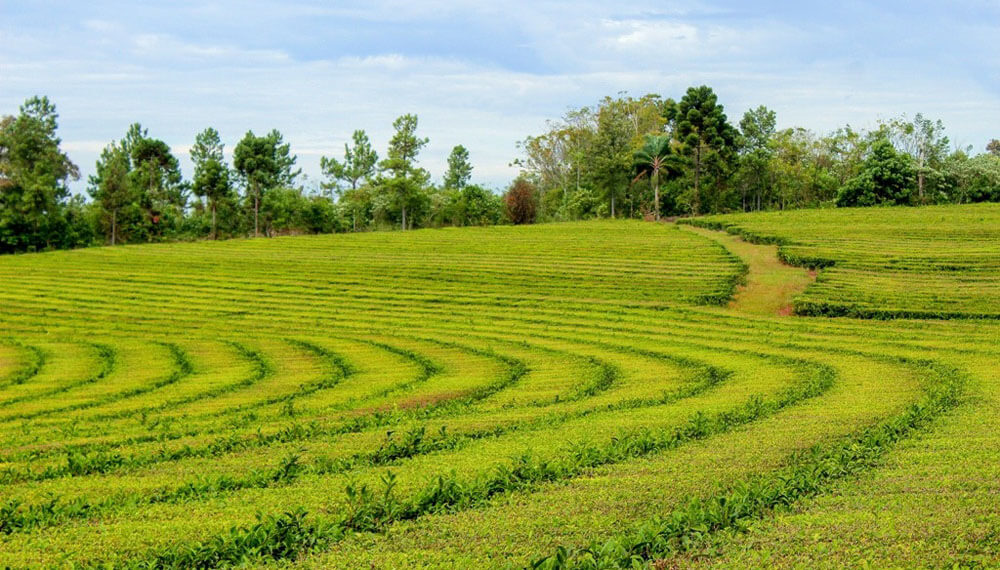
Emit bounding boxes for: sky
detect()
[2,0,999,194]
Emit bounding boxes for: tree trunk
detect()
[401,204,407,231]
[610,193,615,218]
[653,169,660,221]
[111,210,117,246]
[254,186,260,238]
[693,145,702,216]
[211,202,217,240]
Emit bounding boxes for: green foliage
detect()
[590,97,636,218]
[691,204,1000,318]
[836,137,915,207]
[434,184,502,227]
[632,134,683,220]
[87,124,188,245]
[674,85,739,215]
[377,114,430,230]
[129,134,185,237]
[89,142,131,244]
[736,105,776,211]
[190,127,232,239]
[233,129,300,237]
[942,152,1000,203]
[442,144,473,190]
[320,129,378,194]
[2,156,1000,570]
[5,94,1000,254]
[531,362,965,569]
[0,96,81,252]
[518,93,1000,219]
[886,113,950,203]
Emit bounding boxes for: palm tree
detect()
[632,134,682,221]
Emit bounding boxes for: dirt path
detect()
[681,225,815,317]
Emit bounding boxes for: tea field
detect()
[0,212,997,568]
[686,203,1000,319]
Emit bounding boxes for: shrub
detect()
[504,178,538,224]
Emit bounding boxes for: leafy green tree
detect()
[89,143,132,245]
[737,105,776,211]
[515,129,575,219]
[191,127,232,239]
[129,131,185,239]
[673,86,738,214]
[378,114,429,230]
[592,97,634,218]
[632,135,682,221]
[942,151,1000,203]
[836,137,915,207]
[986,139,1000,157]
[819,126,869,189]
[888,113,949,203]
[435,183,501,227]
[338,183,374,232]
[321,129,378,195]
[321,131,377,232]
[300,194,345,234]
[87,123,186,243]
[234,129,299,237]
[260,186,304,235]
[460,184,502,226]
[443,145,472,190]
[0,96,80,252]
[767,128,836,209]
[61,193,97,248]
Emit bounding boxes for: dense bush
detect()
[504,178,538,224]
[836,138,915,207]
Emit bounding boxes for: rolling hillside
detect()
[0,210,997,568]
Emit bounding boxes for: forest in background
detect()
[2,86,1000,253]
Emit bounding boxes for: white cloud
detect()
[2,0,998,193]
[602,19,700,49]
[130,33,291,63]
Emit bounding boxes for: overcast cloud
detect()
[2,0,998,193]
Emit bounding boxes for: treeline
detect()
[3,90,1000,253]
[515,86,1000,220]
[0,97,507,254]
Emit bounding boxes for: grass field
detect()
[0,213,998,568]
[685,203,1000,319]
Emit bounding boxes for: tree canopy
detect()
[0,96,80,252]
[233,129,299,237]
[3,90,1000,255]
[836,138,916,207]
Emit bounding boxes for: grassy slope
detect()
[682,225,815,316]
[684,203,1000,319]
[0,211,996,568]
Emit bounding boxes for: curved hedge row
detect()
[683,204,1000,319]
[0,216,996,568]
